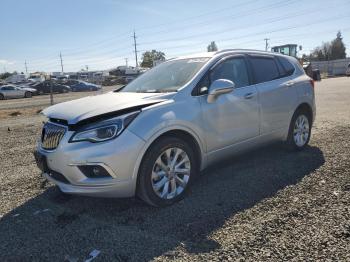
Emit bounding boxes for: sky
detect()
[1,0,350,73]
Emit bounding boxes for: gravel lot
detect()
[0,78,349,261]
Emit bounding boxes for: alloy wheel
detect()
[293,115,310,147]
[151,147,191,200]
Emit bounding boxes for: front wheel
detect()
[137,137,198,207]
[25,92,32,98]
[286,110,311,150]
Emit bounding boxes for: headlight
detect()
[69,111,139,143]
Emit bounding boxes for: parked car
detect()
[18,86,38,95]
[0,85,33,99]
[61,79,79,87]
[32,81,71,94]
[34,49,315,207]
[70,81,101,92]
[346,64,350,77]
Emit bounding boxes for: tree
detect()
[140,50,165,68]
[330,31,346,60]
[309,31,346,61]
[0,72,12,80]
[207,41,218,52]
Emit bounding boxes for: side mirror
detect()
[207,79,235,103]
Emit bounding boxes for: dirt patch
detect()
[0,107,44,120]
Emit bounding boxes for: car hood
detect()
[43,91,175,125]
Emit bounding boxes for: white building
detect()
[5,73,27,83]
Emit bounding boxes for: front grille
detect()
[41,122,66,150]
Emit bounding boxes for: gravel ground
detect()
[0,77,349,261]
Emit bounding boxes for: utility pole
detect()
[59,52,64,74]
[125,58,128,67]
[133,30,138,68]
[264,38,270,51]
[24,60,28,74]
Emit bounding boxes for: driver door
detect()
[198,55,260,153]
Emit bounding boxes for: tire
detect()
[0,94,4,100]
[286,109,312,151]
[25,92,32,98]
[137,136,198,207]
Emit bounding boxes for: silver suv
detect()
[34,50,315,206]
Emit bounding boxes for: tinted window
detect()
[3,86,15,90]
[277,57,295,77]
[211,58,249,88]
[250,57,279,84]
[275,58,285,76]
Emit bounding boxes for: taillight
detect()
[310,79,315,88]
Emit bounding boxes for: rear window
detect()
[277,57,295,77]
[250,57,279,84]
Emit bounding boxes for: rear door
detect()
[248,55,298,134]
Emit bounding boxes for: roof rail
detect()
[215,49,272,54]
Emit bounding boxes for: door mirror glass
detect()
[207,79,235,103]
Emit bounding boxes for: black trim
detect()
[78,165,112,178]
[49,170,70,184]
[49,118,68,126]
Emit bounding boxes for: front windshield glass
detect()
[121,57,209,93]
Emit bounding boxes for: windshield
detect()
[121,57,209,93]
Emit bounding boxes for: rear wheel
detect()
[25,92,32,98]
[286,109,311,150]
[137,137,198,207]
[0,94,4,100]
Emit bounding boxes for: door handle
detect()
[244,92,255,99]
[286,81,295,87]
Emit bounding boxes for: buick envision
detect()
[34,50,315,206]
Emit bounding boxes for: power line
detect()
[24,0,296,64]
[16,2,350,72]
[24,0,349,68]
[138,0,296,39]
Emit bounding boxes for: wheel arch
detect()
[134,128,204,194]
[294,102,314,124]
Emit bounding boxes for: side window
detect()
[250,57,279,84]
[277,57,295,77]
[275,58,286,77]
[211,58,249,88]
[196,74,210,94]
